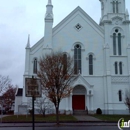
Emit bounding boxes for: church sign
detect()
[25,78,42,97]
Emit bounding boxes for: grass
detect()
[2,114,130,122]
[92,114,130,122]
[2,114,77,122]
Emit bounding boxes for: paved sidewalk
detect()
[0,122,117,127]
[73,115,101,121]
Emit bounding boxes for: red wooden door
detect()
[72,95,85,110]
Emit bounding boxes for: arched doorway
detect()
[72,85,86,110]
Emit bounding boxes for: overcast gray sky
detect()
[0,0,130,88]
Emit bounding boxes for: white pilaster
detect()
[66,98,68,111]
[105,44,113,114]
[89,96,93,111]
[69,93,72,111]
[22,76,28,104]
[87,95,89,110]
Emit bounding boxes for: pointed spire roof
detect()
[48,0,52,5]
[45,0,53,20]
[26,34,30,49]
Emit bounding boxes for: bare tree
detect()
[35,97,54,116]
[2,85,17,111]
[38,52,75,125]
[124,90,130,113]
[27,97,54,116]
[0,75,11,95]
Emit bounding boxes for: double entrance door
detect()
[72,95,85,110]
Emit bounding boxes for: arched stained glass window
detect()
[89,55,93,75]
[113,33,116,55]
[33,58,37,74]
[74,44,81,74]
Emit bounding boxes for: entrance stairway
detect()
[73,110,88,115]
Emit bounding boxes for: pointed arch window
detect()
[114,61,123,75]
[63,53,67,75]
[89,55,93,75]
[113,1,119,13]
[74,44,81,74]
[116,1,118,13]
[119,62,123,75]
[112,29,122,56]
[33,58,37,74]
[113,1,115,13]
[118,33,121,55]
[115,62,118,74]
[118,90,122,102]
[113,33,116,55]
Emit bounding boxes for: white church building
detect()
[15,0,130,114]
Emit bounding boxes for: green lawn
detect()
[2,114,77,122]
[92,114,130,122]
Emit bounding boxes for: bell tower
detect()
[99,0,129,25]
[99,0,130,114]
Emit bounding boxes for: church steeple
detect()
[48,0,52,5]
[45,0,53,21]
[26,34,30,49]
[43,0,53,53]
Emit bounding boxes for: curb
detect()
[0,121,117,123]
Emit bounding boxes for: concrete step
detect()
[73,110,88,115]
[88,110,95,114]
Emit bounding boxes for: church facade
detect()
[16,0,130,114]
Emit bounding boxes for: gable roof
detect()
[31,37,44,51]
[71,74,94,89]
[16,88,23,96]
[53,6,104,36]
[30,6,104,50]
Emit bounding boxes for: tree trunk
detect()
[56,106,59,125]
[42,109,45,117]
